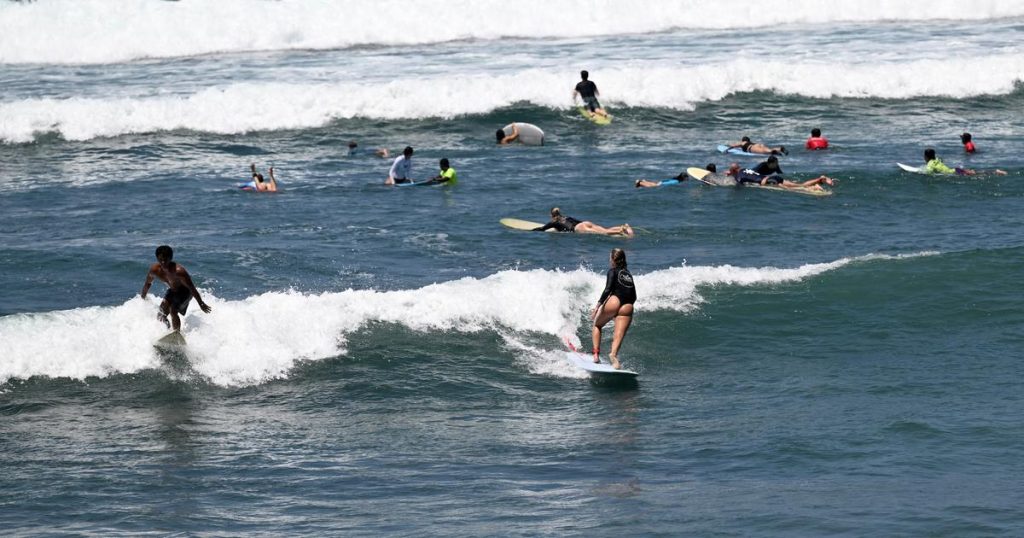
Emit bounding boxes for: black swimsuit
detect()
[536,216,580,232]
[598,267,636,306]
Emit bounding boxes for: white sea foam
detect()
[2,0,1023,65]
[0,252,933,386]
[3,54,1022,144]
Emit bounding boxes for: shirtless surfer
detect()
[141,245,212,332]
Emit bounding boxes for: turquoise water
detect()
[2,2,1024,535]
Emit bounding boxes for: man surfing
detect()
[572,70,609,119]
[141,245,212,332]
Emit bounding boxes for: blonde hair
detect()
[610,248,627,268]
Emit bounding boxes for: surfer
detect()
[425,158,458,185]
[572,70,609,119]
[141,245,212,332]
[735,156,784,184]
[728,136,788,156]
[249,163,278,192]
[496,124,519,145]
[591,248,636,369]
[923,148,1006,176]
[347,141,389,158]
[805,128,829,150]
[960,133,976,154]
[532,207,633,237]
[386,146,414,185]
[634,161,741,188]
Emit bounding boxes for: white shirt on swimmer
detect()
[389,155,412,180]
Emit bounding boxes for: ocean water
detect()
[2,1,1024,535]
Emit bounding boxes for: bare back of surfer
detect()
[141,245,212,332]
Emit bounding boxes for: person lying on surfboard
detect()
[246,163,278,192]
[572,70,609,119]
[727,136,788,155]
[923,148,1006,176]
[347,141,389,158]
[141,245,212,332]
[635,163,738,188]
[735,157,835,190]
[532,207,633,237]
[496,124,519,145]
[591,248,636,370]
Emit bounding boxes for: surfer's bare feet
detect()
[610,355,622,369]
[593,350,600,364]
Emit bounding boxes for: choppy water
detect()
[2,1,1024,535]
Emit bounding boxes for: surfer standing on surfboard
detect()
[572,70,609,119]
[141,245,212,332]
[592,248,636,370]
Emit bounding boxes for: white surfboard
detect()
[500,217,554,232]
[564,351,639,377]
[155,330,187,349]
[897,162,924,174]
[503,123,545,146]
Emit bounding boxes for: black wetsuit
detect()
[164,286,192,314]
[598,266,636,306]
[575,80,601,112]
[534,216,581,232]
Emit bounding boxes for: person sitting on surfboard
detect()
[245,163,278,192]
[141,245,212,332]
[386,146,414,185]
[572,70,609,119]
[532,207,633,237]
[425,158,458,185]
[960,133,976,154]
[591,248,636,370]
[805,128,829,150]
[728,136,788,156]
[496,124,519,145]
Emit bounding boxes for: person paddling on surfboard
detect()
[141,245,212,332]
[636,163,729,188]
[591,248,636,370]
[244,162,280,191]
[728,136,787,156]
[572,70,609,119]
[735,156,835,189]
[532,207,633,237]
[923,148,1006,176]
[386,146,414,185]
[496,124,519,145]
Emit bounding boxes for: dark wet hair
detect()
[403,146,414,157]
[811,128,821,137]
[155,245,173,260]
[705,163,717,173]
[496,129,505,143]
[924,148,936,161]
[961,132,972,143]
[580,70,589,80]
[741,136,751,143]
[440,158,449,168]
[610,248,627,269]
[254,173,264,183]
[348,141,358,148]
